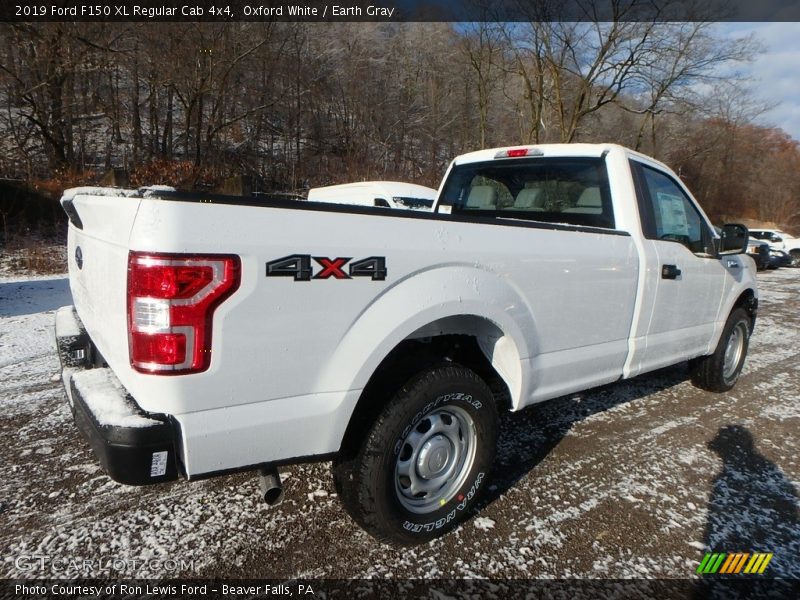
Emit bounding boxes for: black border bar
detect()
[3,0,800,22]
[4,579,800,600]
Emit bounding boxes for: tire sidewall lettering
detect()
[358,366,498,543]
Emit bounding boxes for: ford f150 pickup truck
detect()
[55,144,757,544]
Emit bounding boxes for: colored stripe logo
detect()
[697,552,773,574]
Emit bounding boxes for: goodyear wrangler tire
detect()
[334,365,498,544]
[690,307,751,393]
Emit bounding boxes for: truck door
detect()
[630,160,727,373]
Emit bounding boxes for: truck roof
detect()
[452,143,673,173]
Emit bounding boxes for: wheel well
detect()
[732,289,757,332]
[337,331,511,459]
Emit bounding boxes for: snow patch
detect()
[473,517,496,531]
[648,416,696,437]
[141,185,176,192]
[71,369,160,428]
[688,541,707,551]
[141,185,177,197]
[55,306,81,338]
[761,404,800,421]
[60,187,141,204]
[307,489,328,502]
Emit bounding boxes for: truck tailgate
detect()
[63,188,143,371]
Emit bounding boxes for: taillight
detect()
[127,252,240,374]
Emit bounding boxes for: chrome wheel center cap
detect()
[417,435,453,478]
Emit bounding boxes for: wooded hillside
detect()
[0,21,798,231]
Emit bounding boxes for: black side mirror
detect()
[771,235,783,243]
[719,223,749,255]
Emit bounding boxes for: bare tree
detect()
[0,17,794,235]
[618,23,760,154]
[461,21,504,148]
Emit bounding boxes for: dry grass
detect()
[0,235,66,276]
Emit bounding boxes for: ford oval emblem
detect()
[75,246,83,270]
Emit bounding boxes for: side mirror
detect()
[771,235,783,243]
[719,223,749,255]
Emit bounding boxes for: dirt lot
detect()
[1,268,798,580]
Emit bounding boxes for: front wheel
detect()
[333,365,498,544]
[790,250,800,268]
[690,307,751,392]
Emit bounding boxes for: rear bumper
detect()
[55,306,180,485]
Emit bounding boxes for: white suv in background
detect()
[307,181,436,210]
[748,229,800,267]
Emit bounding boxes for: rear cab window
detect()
[437,157,616,230]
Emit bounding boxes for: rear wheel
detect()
[333,365,498,544]
[690,307,751,392]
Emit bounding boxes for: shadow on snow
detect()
[0,277,71,318]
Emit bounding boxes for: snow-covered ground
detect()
[1,268,799,580]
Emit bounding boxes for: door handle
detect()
[662,264,681,279]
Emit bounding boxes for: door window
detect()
[636,163,713,254]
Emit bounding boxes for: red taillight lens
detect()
[129,263,215,299]
[127,252,240,374]
[494,147,543,159]
[130,332,187,366]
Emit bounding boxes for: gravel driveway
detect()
[1,269,798,581]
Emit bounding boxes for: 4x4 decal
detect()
[266,254,387,281]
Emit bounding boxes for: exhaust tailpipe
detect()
[258,466,284,506]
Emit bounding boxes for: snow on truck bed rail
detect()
[60,185,176,204]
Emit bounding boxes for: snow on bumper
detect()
[55,305,180,486]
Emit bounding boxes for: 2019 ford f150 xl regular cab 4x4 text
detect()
[55,144,757,544]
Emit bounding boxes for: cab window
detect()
[634,163,713,254]
[438,158,615,229]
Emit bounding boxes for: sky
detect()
[718,22,800,142]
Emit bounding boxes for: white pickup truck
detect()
[55,144,757,544]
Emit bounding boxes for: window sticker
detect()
[657,192,689,236]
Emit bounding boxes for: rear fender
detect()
[314,265,538,409]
